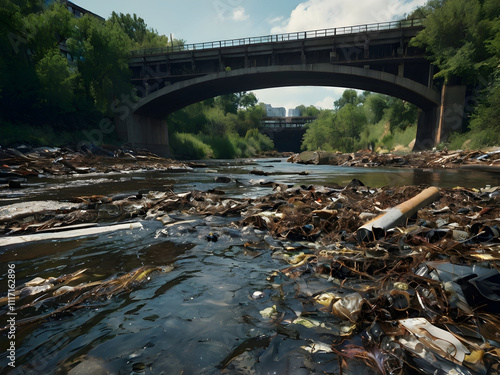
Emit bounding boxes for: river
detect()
[1,158,500,374]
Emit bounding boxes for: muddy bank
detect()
[288,149,500,171]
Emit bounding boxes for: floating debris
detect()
[0,265,173,330]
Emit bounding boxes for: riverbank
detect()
[3,144,500,184]
[288,148,500,171]
[0,145,297,183]
[0,145,192,182]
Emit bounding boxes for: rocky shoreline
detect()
[288,149,500,171]
[2,144,500,185]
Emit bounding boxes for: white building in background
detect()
[288,108,301,117]
[264,104,286,117]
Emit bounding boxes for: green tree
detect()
[334,89,360,110]
[385,98,419,132]
[167,102,208,134]
[0,0,41,123]
[20,3,77,116]
[295,104,320,117]
[336,103,367,138]
[239,92,258,109]
[301,111,336,151]
[301,103,366,152]
[363,93,389,124]
[24,2,74,63]
[35,48,75,113]
[108,12,184,50]
[215,93,239,114]
[410,0,499,84]
[68,15,132,114]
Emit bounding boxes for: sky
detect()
[77,0,428,112]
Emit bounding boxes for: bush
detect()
[170,132,213,159]
[447,128,500,150]
[245,129,274,151]
[199,133,238,159]
[1,121,84,147]
[391,125,417,149]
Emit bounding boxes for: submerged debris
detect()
[0,265,173,329]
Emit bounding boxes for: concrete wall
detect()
[436,85,467,144]
[264,128,305,153]
[115,114,171,156]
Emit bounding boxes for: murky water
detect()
[2,158,499,205]
[1,159,499,374]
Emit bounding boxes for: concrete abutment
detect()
[414,84,466,151]
[115,114,171,157]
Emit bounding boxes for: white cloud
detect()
[232,6,249,21]
[268,16,284,25]
[270,0,427,34]
[315,96,335,109]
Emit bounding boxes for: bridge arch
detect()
[133,63,440,118]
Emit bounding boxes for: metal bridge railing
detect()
[130,18,423,57]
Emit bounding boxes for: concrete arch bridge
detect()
[116,19,466,155]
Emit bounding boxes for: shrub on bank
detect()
[170,132,214,159]
[448,128,500,150]
[169,130,275,160]
[199,134,239,159]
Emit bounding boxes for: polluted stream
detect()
[1,158,500,374]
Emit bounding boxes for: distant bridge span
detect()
[116,19,466,155]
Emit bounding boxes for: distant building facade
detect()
[66,1,104,20]
[264,104,286,117]
[288,108,301,117]
[45,1,104,60]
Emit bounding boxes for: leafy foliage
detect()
[0,1,176,140]
[411,0,500,148]
[411,0,500,85]
[301,91,418,153]
[108,12,184,50]
[295,104,321,117]
[170,132,214,159]
[167,92,273,159]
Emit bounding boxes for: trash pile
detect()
[1,180,500,373]
[0,144,191,184]
[289,148,500,170]
[247,182,500,374]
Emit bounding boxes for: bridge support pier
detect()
[414,107,440,150]
[413,84,466,150]
[436,85,467,144]
[115,114,171,156]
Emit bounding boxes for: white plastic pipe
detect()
[356,186,440,242]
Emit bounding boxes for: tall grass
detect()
[169,130,274,159]
[170,132,214,159]
[391,125,417,150]
[448,128,500,150]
